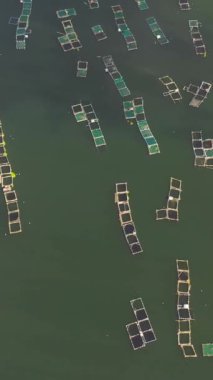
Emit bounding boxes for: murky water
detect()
[0,1,213,379]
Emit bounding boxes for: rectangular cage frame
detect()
[176,259,196,358]
[111,5,138,51]
[179,0,191,10]
[71,102,107,148]
[134,0,149,11]
[88,0,99,9]
[102,55,131,98]
[56,8,77,19]
[202,343,213,357]
[181,344,197,357]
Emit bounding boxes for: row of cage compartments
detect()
[163,90,182,103]
[72,103,97,118]
[159,76,181,99]
[4,191,21,234]
[176,260,191,295]
[83,104,99,122]
[130,298,154,323]
[115,183,130,205]
[0,135,14,182]
[156,208,179,221]
[154,177,182,201]
[120,218,142,255]
[122,225,143,255]
[192,132,213,147]
[123,97,144,110]
[194,157,213,168]
[8,212,22,234]
[60,40,82,52]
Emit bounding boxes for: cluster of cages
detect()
[58,19,82,52]
[115,183,143,255]
[159,76,182,103]
[179,0,191,11]
[102,55,131,98]
[189,20,206,57]
[156,177,182,222]
[176,260,197,358]
[0,123,22,234]
[192,131,213,169]
[111,5,137,51]
[126,298,156,350]
[183,81,212,108]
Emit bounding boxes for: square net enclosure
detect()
[202,343,213,357]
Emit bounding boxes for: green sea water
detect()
[0,0,213,379]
